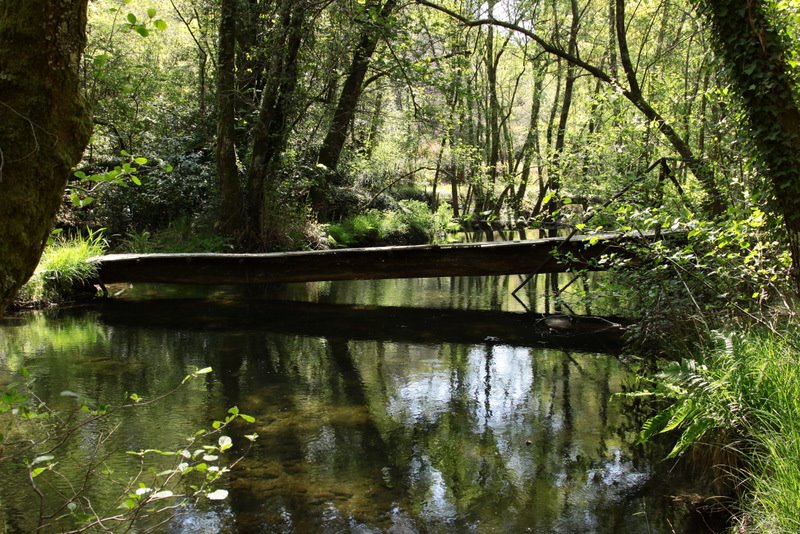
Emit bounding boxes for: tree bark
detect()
[215,0,243,236]
[0,0,92,313]
[313,0,398,219]
[317,0,399,172]
[700,0,800,285]
[547,0,580,219]
[244,0,307,247]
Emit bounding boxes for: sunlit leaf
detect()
[30,467,46,478]
[207,489,228,500]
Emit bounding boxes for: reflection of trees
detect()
[1,312,688,532]
[353,341,663,532]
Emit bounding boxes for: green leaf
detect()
[240,414,255,423]
[135,26,150,37]
[92,54,109,68]
[195,367,213,375]
[147,7,156,18]
[127,13,137,24]
[130,176,142,186]
[134,157,148,165]
[154,19,167,31]
[31,467,47,478]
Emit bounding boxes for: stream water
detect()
[0,272,706,533]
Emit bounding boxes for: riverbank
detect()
[644,323,800,531]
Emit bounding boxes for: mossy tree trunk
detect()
[0,0,92,314]
[700,0,800,286]
[215,0,243,237]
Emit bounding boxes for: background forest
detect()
[74,0,770,252]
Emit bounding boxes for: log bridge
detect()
[88,231,677,286]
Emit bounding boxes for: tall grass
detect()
[17,230,106,305]
[734,330,800,532]
[640,327,800,531]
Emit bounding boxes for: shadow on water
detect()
[0,277,717,533]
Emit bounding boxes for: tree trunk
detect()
[216,0,243,237]
[701,0,800,286]
[313,0,398,218]
[546,0,580,219]
[316,0,398,171]
[0,0,92,313]
[514,65,545,219]
[616,0,724,215]
[244,0,307,247]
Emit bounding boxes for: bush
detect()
[92,151,217,235]
[325,201,455,248]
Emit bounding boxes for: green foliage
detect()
[635,326,800,530]
[69,151,161,208]
[16,230,106,306]
[0,366,257,531]
[600,204,792,351]
[325,200,455,247]
[115,215,229,253]
[635,340,747,459]
[92,151,215,236]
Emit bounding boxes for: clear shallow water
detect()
[0,276,702,533]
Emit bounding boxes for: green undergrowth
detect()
[114,215,230,253]
[326,200,457,247]
[638,325,800,532]
[17,230,106,306]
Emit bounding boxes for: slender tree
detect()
[216,0,243,236]
[313,0,399,218]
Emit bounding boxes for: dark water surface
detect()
[0,275,700,533]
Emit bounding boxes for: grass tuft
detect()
[17,229,106,306]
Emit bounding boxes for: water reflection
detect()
[0,298,697,532]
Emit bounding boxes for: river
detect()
[0,272,707,533]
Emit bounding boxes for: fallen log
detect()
[88,231,681,286]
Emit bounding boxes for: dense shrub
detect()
[92,151,217,235]
[326,201,455,247]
